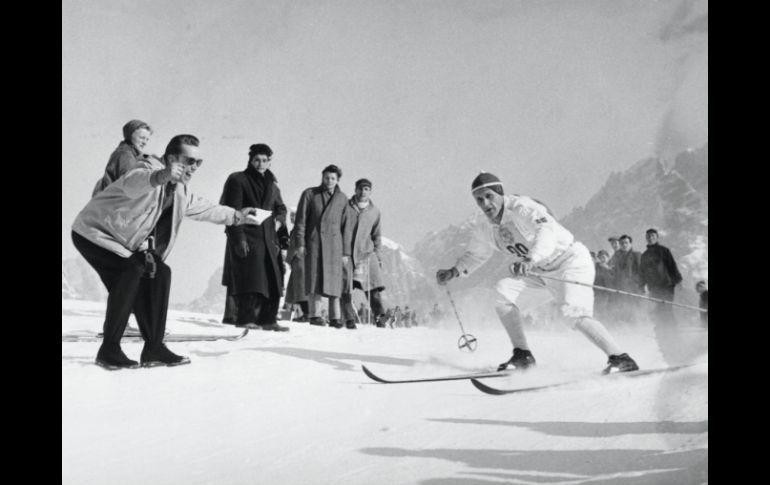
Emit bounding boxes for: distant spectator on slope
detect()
[640,228,683,326]
[593,250,614,321]
[613,235,643,323]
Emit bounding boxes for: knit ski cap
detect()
[355,178,372,189]
[471,171,503,193]
[122,119,152,141]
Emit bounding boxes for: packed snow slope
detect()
[63,299,707,485]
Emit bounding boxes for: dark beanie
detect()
[471,171,503,194]
[355,178,372,189]
[122,119,152,141]
[249,143,273,158]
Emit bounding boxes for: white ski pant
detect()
[495,242,595,326]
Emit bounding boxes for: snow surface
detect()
[62,299,707,485]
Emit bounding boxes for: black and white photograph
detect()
[62,1,708,483]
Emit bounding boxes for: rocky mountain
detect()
[61,256,107,301]
[561,143,708,284]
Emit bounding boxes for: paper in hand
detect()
[246,208,272,225]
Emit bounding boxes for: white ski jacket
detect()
[455,195,576,276]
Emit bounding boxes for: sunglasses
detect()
[181,156,204,167]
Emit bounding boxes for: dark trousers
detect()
[236,292,280,325]
[342,283,385,323]
[223,287,238,324]
[72,232,170,349]
[649,285,677,326]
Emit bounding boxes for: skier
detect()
[435,172,639,374]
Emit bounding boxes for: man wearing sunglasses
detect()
[72,134,261,370]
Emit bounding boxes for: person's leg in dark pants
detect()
[133,260,172,346]
[368,289,385,319]
[254,261,288,331]
[134,260,190,366]
[222,286,238,324]
[236,293,258,326]
[252,252,288,331]
[341,291,357,325]
[254,293,280,326]
[71,232,142,369]
[650,286,677,326]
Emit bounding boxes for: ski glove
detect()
[510,259,533,277]
[436,267,459,285]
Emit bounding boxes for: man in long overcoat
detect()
[293,164,349,327]
[220,143,289,331]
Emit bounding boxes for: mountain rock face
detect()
[62,256,107,301]
[561,143,708,285]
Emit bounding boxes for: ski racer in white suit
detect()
[436,172,639,374]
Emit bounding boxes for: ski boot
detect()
[602,353,639,374]
[497,348,536,371]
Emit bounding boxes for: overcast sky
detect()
[62,0,708,303]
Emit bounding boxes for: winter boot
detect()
[309,317,326,326]
[602,353,639,374]
[141,343,191,368]
[95,344,140,370]
[328,319,344,329]
[260,323,290,332]
[345,320,357,329]
[497,348,536,371]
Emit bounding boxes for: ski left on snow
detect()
[470,363,704,395]
[61,328,250,342]
[361,364,510,383]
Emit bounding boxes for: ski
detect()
[470,363,703,395]
[361,364,509,384]
[62,328,249,343]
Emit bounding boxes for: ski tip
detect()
[361,365,388,383]
[470,378,506,395]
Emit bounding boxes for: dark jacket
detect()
[594,262,614,289]
[92,142,145,196]
[613,249,643,292]
[220,166,287,298]
[293,185,348,298]
[640,243,683,290]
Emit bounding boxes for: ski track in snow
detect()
[62,299,708,485]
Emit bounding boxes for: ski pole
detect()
[512,264,707,313]
[444,286,478,352]
[366,254,372,325]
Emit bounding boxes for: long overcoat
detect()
[293,185,348,298]
[220,166,287,298]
